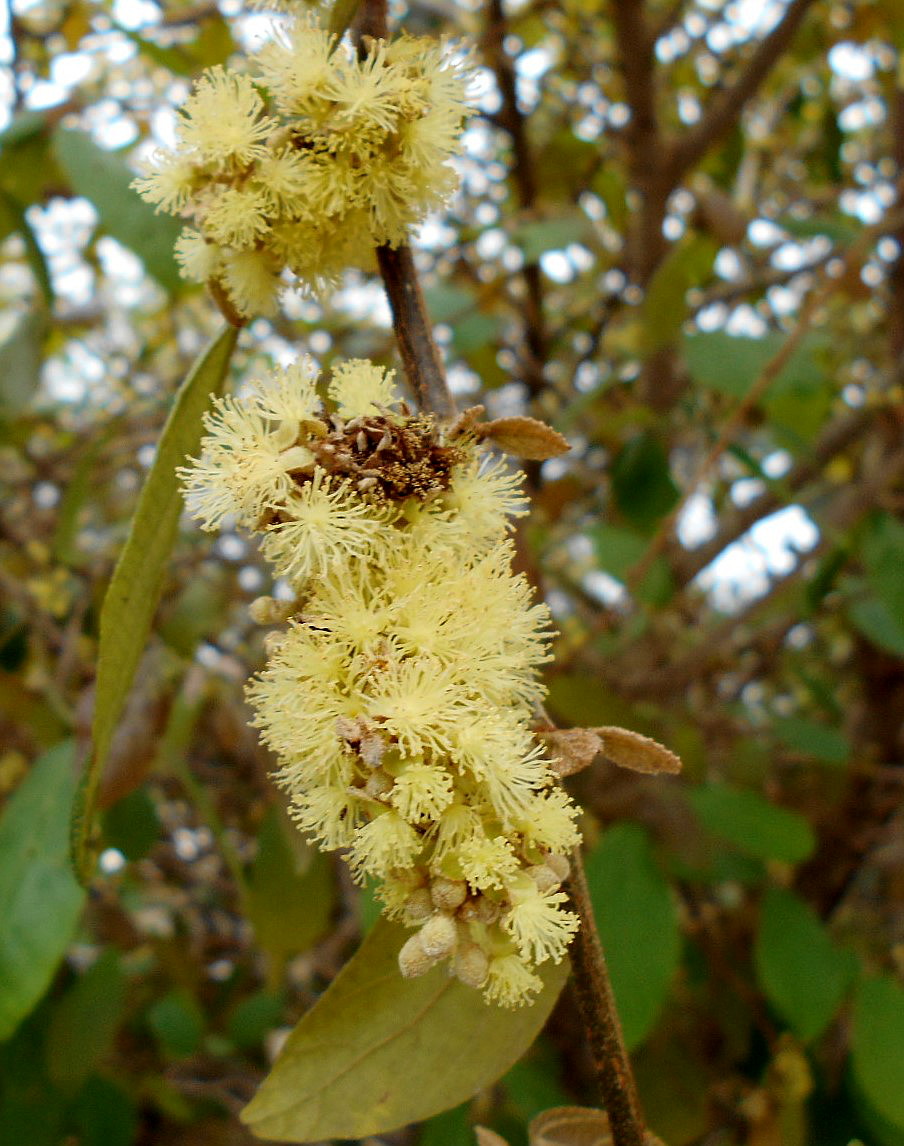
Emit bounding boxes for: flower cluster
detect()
[180,359,581,1006]
[133,22,471,319]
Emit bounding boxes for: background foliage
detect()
[1,0,903,1143]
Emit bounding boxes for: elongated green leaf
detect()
[584,823,680,1049]
[241,918,568,1141]
[0,309,47,418]
[72,325,238,883]
[852,976,904,1132]
[611,433,680,531]
[863,512,904,625]
[754,887,855,1041]
[0,742,86,1041]
[51,126,183,292]
[688,784,815,864]
[848,595,904,659]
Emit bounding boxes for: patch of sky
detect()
[695,505,820,612]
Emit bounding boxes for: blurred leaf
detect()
[503,1044,570,1123]
[777,213,858,243]
[419,1103,474,1146]
[71,1076,138,1146]
[51,127,183,292]
[634,1037,710,1146]
[47,950,126,1092]
[510,213,591,264]
[241,918,568,1140]
[611,433,679,531]
[863,512,904,625]
[688,784,815,863]
[328,0,362,39]
[228,991,285,1052]
[640,236,716,354]
[158,569,229,656]
[246,806,335,979]
[0,191,54,307]
[754,888,856,1041]
[103,785,161,861]
[584,823,680,1049]
[771,716,850,766]
[0,309,47,419]
[0,1006,68,1146]
[423,283,476,323]
[147,990,205,1058]
[0,742,86,1041]
[452,312,502,354]
[71,324,237,884]
[848,596,904,659]
[852,976,904,1133]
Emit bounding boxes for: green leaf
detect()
[771,716,851,766]
[103,785,161,861]
[584,823,680,1049]
[46,950,126,1091]
[852,976,904,1132]
[71,324,237,883]
[0,191,54,307]
[848,595,904,659]
[776,213,858,244]
[147,991,205,1058]
[611,433,680,531]
[0,742,86,1041]
[228,991,286,1052]
[863,512,904,625]
[688,784,815,864]
[0,309,47,419]
[452,312,501,354]
[640,236,716,354]
[423,283,476,323]
[510,213,590,264]
[246,806,334,978]
[754,888,855,1041]
[241,918,568,1140]
[71,1077,138,1146]
[51,127,183,292]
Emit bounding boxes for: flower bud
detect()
[398,932,436,979]
[404,887,434,923]
[364,768,393,801]
[458,895,500,925]
[249,595,294,625]
[419,912,458,959]
[526,863,560,894]
[454,940,490,989]
[545,853,571,881]
[430,876,468,913]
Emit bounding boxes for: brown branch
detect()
[610,0,671,282]
[376,246,456,419]
[669,0,817,179]
[564,852,647,1146]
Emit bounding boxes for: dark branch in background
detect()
[357,2,649,1142]
[483,0,548,397]
[610,0,669,283]
[668,0,817,179]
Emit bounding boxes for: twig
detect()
[564,853,646,1146]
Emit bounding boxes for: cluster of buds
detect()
[179,359,581,1006]
[133,20,471,320]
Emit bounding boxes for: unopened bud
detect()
[249,596,294,625]
[545,853,571,881]
[458,895,500,925]
[431,876,468,913]
[453,941,489,989]
[404,887,434,923]
[398,933,436,978]
[526,863,560,894]
[364,768,393,801]
[419,912,458,959]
